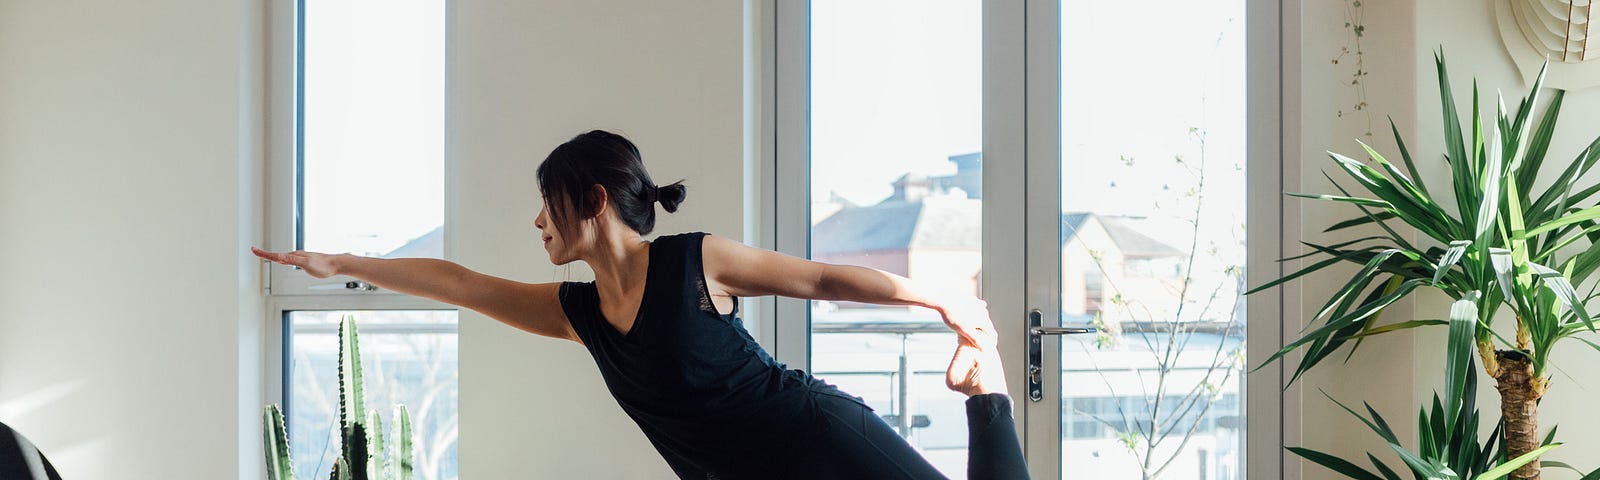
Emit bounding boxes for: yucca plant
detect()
[1289,294,1563,480]
[1251,50,1600,479]
[264,315,416,480]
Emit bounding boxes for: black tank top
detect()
[558,232,855,479]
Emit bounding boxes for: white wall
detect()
[0,0,265,478]
[448,0,750,477]
[0,0,754,478]
[1286,2,1422,477]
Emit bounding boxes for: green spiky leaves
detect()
[264,405,294,480]
[339,314,367,431]
[394,405,414,480]
[1291,294,1562,479]
[1256,49,1600,480]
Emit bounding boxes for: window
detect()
[269,1,457,479]
[1055,0,1249,476]
[300,0,445,259]
[1083,271,1103,317]
[801,1,983,476]
[286,311,459,477]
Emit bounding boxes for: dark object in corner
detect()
[0,420,62,480]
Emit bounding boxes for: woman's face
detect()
[535,203,576,265]
[537,200,595,264]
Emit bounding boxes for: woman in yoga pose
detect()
[252,130,1029,480]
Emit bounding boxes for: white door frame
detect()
[766,0,1296,477]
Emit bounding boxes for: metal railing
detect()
[813,321,950,437]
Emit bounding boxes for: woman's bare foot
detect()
[938,298,998,350]
[946,337,1009,397]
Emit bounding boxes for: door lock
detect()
[1027,309,1095,402]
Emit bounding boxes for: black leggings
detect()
[792,392,1030,480]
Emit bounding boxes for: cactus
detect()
[261,315,418,480]
[367,410,385,480]
[331,458,351,480]
[393,405,413,480]
[263,404,294,480]
[341,422,369,478]
[338,314,366,430]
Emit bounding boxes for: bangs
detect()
[536,151,593,232]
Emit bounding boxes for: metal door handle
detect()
[1030,326,1096,336]
[1027,309,1096,402]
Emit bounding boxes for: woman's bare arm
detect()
[251,247,578,342]
[699,235,995,346]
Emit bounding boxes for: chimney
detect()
[891,173,932,202]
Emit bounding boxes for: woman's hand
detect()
[251,247,340,278]
[937,296,998,349]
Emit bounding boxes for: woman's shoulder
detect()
[654,231,710,240]
[651,231,711,249]
[557,280,597,303]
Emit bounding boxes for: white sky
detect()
[811,0,984,206]
[303,0,445,257]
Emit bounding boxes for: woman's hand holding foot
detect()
[938,296,1008,397]
[946,337,1009,397]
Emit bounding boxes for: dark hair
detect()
[536,130,686,235]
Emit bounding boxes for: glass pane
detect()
[288,311,459,480]
[809,1,982,477]
[301,0,445,258]
[1058,0,1248,478]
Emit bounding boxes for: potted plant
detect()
[1251,51,1600,480]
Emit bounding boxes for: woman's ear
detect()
[588,184,610,219]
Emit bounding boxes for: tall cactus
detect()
[262,315,418,480]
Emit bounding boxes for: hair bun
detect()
[657,181,687,213]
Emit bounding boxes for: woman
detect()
[252,130,1028,479]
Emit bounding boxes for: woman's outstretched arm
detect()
[250,247,578,342]
[700,235,995,346]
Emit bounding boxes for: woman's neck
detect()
[586,227,652,300]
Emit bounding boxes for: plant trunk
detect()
[1494,351,1541,480]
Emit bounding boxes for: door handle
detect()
[1027,309,1096,402]
[1030,326,1096,336]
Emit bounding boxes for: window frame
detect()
[264,0,458,433]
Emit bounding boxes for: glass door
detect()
[778,1,1270,478]
[1026,1,1251,478]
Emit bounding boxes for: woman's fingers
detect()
[251,247,302,267]
[249,247,280,263]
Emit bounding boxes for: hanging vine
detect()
[1332,0,1373,137]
